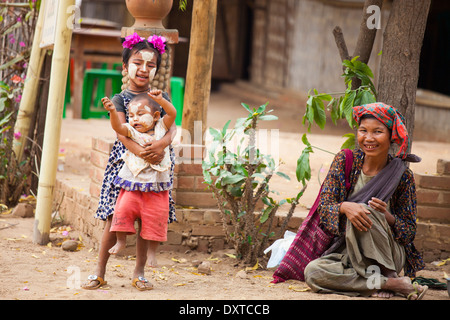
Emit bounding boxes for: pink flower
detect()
[19,41,25,47]
[15,95,22,103]
[12,74,22,84]
[14,131,22,140]
[122,32,144,49]
[148,35,167,54]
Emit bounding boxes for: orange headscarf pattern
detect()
[353,102,410,159]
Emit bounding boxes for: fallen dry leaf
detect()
[174,283,186,287]
[245,260,259,272]
[436,258,450,267]
[288,285,310,292]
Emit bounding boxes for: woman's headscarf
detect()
[353,102,412,160]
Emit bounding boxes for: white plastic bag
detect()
[264,230,296,268]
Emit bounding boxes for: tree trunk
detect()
[377,0,431,139]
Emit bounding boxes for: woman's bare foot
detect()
[371,290,394,298]
[382,276,428,300]
[372,265,397,298]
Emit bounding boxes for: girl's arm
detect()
[102,97,129,137]
[140,121,176,164]
[148,89,177,130]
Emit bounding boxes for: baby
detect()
[101,89,176,257]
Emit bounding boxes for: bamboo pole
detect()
[34,0,75,245]
[181,0,218,141]
[12,0,46,162]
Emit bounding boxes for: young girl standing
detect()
[102,90,175,258]
[82,33,176,291]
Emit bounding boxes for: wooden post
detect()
[181,0,218,141]
[34,0,75,245]
[12,0,46,161]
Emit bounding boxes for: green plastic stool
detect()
[170,77,185,126]
[63,66,71,118]
[82,69,122,119]
[93,63,123,108]
[93,63,108,108]
[63,63,72,118]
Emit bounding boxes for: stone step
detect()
[415,173,450,191]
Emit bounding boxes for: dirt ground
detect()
[1,87,449,301]
[0,215,449,301]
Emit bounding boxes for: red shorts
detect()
[110,189,169,241]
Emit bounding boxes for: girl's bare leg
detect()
[82,217,115,289]
[132,225,153,290]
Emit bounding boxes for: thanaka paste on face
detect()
[129,102,155,131]
[128,63,137,79]
[129,102,140,114]
[139,113,154,128]
[127,50,155,80]
[140,51,154,72]
[149,68,156,81]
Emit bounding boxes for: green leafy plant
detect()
[178,0,188,11]
[202,103,306,265]
[0,83,34,208]
[298,57,377,178]
[303,56,377,133]
[0,1,40,209]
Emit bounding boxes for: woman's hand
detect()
[369,197,395,226]
[140,139,166,165]
[340,201,373,232]
[368,197,387,213]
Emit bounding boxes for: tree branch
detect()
[332,26,350,69]
[333,0,384,85]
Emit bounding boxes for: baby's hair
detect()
[131,93,161,114]
[121,40,162,73]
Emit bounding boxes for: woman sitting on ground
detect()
[304,102,427,299]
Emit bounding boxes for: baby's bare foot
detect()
[108,241,126,255]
